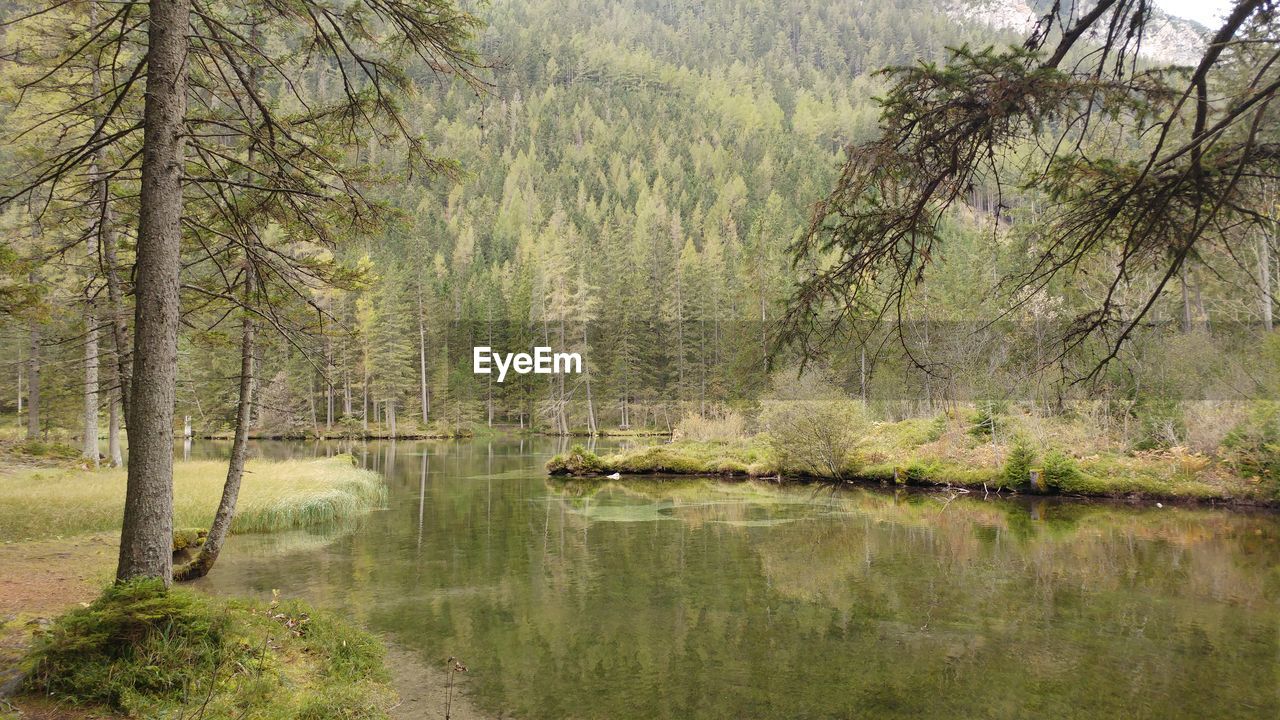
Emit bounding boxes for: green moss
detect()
[545,444,604,475]
[21,579,392,719]
[171,528,207,552]
[540,421,1271,504]
[15,439,81,460]
[596,441,774,477]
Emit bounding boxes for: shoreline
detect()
[198,428,673,441]
[547,442,1280,508]
[552,468,1280,510]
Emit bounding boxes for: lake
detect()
[192,437,1280,719]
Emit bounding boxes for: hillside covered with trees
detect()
[1,0,1276,456]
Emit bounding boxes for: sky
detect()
[1153,0,1234,27]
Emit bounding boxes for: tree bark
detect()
[92,38,131,429]
[26,318,40,440]
[583,324,596,435]
[418,282,430,425]
[82,296,99,465]
[1260,230,1273,333]
[101,188,131,426]
[1179,262,1192,333]
[308,371,318,433]
[108,389,123,466]
[117,0,190,585]
[176,268,255,582]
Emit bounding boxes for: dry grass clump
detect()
[0,455,384,542]
[673,411,748,442]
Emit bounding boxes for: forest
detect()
[0,0,1278,717]
[2,0,1275,452]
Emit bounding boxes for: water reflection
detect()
[194,438,1280,719]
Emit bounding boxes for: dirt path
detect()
[0,535,116,619]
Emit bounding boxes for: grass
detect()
[0,455,386,542]
[547,441,777,477]
[547,413,1276,504]
[15,578,392,719]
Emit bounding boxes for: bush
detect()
[1222,401,1280,491]
[968,401,1006,438]
[1001,438,1037,487]
[1133,398,1185,450]
[1041,449,1083,489]
[759,399,869,479]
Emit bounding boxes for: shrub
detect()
[759,399,869,479]
[1001,438,1037,487]
[1222,401,1280,492]
[968,401,1006,438]
[1133,398,1185,450]
[1041,449,1083,489]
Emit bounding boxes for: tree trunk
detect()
[102,190,131,427]
[325,346,333,431]
[93,71,131,428]
[308,371,318,434]
[83,27,107,465]
[1260,230,1273,333]
[117,0,190,585]
[860,345,867,402]
[108,389,123,467]
[83,299,99,465]
[362,368,369,434]
[176,269,256,582]
[418,283,430,425]
[583,324,596,435]
[1179,262,1193,333]
[343,355,352,417]
[26,319,40,440]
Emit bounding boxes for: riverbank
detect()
[0,451,490,720]
[546,412,1278,505]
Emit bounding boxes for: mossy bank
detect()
[5,579,393,719]
[547,410,1279,505]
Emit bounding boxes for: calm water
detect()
[193,438,1280,719]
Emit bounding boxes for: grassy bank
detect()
[0,455,386,543]
[547,411,1277,504]
[7,579,393,719]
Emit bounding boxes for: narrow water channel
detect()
[193,438,1280,719]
